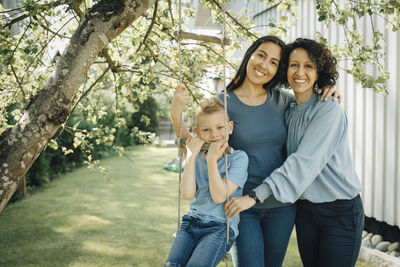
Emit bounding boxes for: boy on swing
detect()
[165,93,248,267]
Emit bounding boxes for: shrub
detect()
[22,96,160,191]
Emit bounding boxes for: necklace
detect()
[237,93,267,112]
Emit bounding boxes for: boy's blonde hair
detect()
[196,97,228,124]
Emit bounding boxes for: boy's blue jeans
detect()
[165,214,235,267]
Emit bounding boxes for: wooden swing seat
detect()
[174,30,231,45]
[175,138,233,154]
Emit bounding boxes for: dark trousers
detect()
[295,195,364,267]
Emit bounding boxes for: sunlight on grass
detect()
[0,145,374,267]
[81,241,130,256]
[54,215,113,236]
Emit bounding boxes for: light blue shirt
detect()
[189,149,248,237]
[254,92,362,203]
[218,89,295,209]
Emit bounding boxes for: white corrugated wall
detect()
[227,0,400,227]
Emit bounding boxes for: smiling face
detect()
[245,41,282,86]
[287,48,318,103]
[195,111,233,143]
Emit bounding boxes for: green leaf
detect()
[376,77,386,83]
[318,15,326,21]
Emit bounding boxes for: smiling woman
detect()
[226,38,364,267]
[286,48,319,104]
[243,42,281,94]
[280,38,339,105]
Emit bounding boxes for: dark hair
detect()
[226,35,286,92]
[280,38,339,89]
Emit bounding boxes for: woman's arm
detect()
[170,84,192,140]
[225,101,346,217]
[254,102,346,203]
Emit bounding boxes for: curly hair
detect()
[280,38,339,89]
[227,35,286,92]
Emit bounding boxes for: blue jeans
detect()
[165,215,235,267]
[295,195,364,267]
[230,203,297,267]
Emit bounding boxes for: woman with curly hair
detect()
[225,38,364,267]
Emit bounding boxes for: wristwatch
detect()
[248,190,260,204]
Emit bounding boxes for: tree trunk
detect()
[0,0,156,214]
[16,176,26,198]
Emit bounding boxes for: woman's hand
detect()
[170,84,193,146]
[225,195,256,218]
[186,137,204,158]
[318,86,342,103]
[171,84,191,117]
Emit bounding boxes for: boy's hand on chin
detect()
[207,141,228,161]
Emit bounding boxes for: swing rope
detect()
[177,0,184,230]
[176,0,231,261]
[220,2,232,265]
[221,0,230,245]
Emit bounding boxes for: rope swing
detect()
[174,1,232,265]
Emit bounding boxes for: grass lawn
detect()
[0,146,373,266]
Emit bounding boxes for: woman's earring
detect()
[313,83,319,92]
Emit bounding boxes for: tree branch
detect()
[156,71,216,94]
[55,66,111,140]
[167,0,174,26]
[3,14,29,28]
[210,0,259,40]
[34,14,71,39]
[137,0,158,51]
[194,42,236,70]
[70,0,85,19]
[3,0,66,28]
[144,42,199,104]
[99,49,120,73]
[23,16,74,79]
[9,20,31,65]
[10,64,26,103]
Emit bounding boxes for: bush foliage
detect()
[23,96,159,190]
